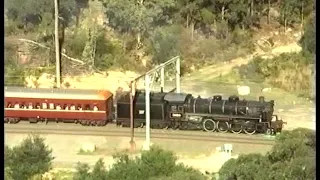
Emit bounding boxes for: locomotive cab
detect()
[163,93,192,121]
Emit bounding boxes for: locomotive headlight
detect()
[171,113,182,118]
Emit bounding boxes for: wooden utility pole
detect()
[54,0,61,88]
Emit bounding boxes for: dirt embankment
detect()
[25,71,140,95]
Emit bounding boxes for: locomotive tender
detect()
[4,86,285,135]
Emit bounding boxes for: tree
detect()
[267,128,316,163]
[5,134,54,180]
[219,153,270,180]
[299,13,315,56]
[218,128,316,180]
[148,25,182,64]
[278,0,314,30]
[73,163,92,180]
[74,146,207,180]
[73,160,108,180]
[102,0,175,49]
[5,0,76,31]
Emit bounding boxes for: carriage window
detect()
[70,104,76,110]
[21,102,26,109]
[36,103,41,109]
[93,106,98,111]
[171,105,177,111]
[49,103,55,109]
[14,103,20,109]
[28,103,33,109]
[42,103,48,109]
[85,104,91,110]
[7,102,12,108]
[178,106,183,111]
[77,104,82,110]
[62,104,66,110]
[56,104,62,110]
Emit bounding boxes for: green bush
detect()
[73,146,207,180]
[218,128,316,180]
[5,134,54,180]
[299,13,316,56]
[147,25,182,64]
[235,52,314,97]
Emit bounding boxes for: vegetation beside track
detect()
[5,128,315,180]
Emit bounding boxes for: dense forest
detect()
[4,0,315,97]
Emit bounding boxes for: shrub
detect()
[218,128,316,180]
[5,134,54,180]
[236,52,314,98]
[73,146,207,180]
[147,25,182,64]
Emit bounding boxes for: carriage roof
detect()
[5,87,113,100]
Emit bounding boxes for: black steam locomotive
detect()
[116,90,285,135]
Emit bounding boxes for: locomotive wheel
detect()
[202,119,216,132]
[266,128,273,135]
[230,123,242,134]
[243,121,257,135]
[244,128,256,135]
[217,121,229,133]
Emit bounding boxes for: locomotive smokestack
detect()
[259,96,265,103]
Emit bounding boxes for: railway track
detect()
[5,123,274,138]
[5,124,276,146]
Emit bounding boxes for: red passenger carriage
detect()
[4,87,114,126]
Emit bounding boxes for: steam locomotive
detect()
[4,87,285,135]
[117,91,284,135]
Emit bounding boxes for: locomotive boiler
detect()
[179,94,280,134]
